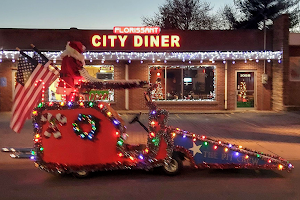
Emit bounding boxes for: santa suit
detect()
[57,41,86,100]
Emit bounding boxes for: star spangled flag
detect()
[10,51,59,133]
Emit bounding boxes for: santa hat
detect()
[68,41,86,54]
[61,41,86,65]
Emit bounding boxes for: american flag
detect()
[10,52,59,133]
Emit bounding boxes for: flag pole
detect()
[16,47,38,66]
[30,44,49,63]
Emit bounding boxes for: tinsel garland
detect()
[79,80,148,90]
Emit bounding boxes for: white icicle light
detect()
[1,50,282,62]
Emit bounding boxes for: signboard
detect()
[113,26,160,34]
[91,34,180,48]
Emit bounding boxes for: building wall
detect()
[272,15,290,111]
[0,61,15,111]
[0,59,273,112]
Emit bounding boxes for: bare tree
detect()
[142,0,215,30]
[222,0,300,29]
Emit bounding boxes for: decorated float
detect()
[2,42,294,177]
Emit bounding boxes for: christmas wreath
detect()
[72,114,99,140]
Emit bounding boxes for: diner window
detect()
[149,66,216,101]
[49,65,114,102]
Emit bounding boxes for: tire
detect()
[73,170,90,178]
[162,154,183,176]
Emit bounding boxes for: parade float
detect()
[2,42,294,177]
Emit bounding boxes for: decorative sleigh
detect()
[3,82,294,177]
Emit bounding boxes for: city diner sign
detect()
[91,26,180,48]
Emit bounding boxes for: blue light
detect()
[235,152,239,156]
[151,110,156,115]
[68,102,72,107]
[228,144,232,148]
[183,134,186,138]
[139,155,144,160]
[34,123,39,128]
[113,120,120,125]
[30,156,35,160]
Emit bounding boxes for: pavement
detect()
[1,110,300,163]
[1,110,300,200]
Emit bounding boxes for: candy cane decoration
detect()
[41,113,67,138]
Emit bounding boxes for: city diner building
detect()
[0,15,299,112]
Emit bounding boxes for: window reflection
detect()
[149,66,215,101]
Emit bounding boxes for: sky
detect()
[0,0,233,29]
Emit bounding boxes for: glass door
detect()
[236,71,255,108]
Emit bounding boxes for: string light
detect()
[1,50,282,63]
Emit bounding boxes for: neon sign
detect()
[91,34,180,48]
[113,26,161,34]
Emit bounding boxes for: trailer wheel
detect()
[162,154,183,176]
[73,170,90,178]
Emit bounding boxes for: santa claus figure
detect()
[57,41,99,100]
[60,41,85,88]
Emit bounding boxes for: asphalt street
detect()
[1,111,300,200]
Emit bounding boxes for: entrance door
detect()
[236,71,256,109]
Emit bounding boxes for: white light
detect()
[1,50,283,62]
[10,154,16,158]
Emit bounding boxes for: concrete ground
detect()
[1,111,300,200]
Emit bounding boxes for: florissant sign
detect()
[113,26,161,34]
[91,27,180,48]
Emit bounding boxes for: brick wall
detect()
[0,61,15,111]
[272,15,290,111]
